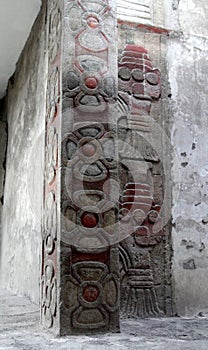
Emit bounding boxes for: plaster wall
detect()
[0,3,47,303]
[166,0,208,315]
[0,0,41,99]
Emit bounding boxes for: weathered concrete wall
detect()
[166,0,208,315]
[0,2,47,304]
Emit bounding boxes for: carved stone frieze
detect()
[41,0,62,333]
[118,44,165,318]
[59,0,119,334]
[62,261,119,330]
[41,260,57,328]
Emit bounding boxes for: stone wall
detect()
[0,99,7,250]
[166,0,208,315]
[0,2,47,303]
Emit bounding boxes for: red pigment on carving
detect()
[81,212,98,228]
[124,44,147,54]
[82,142,96,157]
[118,20,170,35]
[83,285,100,302]
[72,250,110,264]
[85,76,98,89]
[87,16,99,29]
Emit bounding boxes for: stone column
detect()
[41,0,120,335]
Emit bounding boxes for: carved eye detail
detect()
[146,72,159,85]
[132,69,144,82]
[118,67,131,81]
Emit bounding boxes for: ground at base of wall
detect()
[1,289,208,350]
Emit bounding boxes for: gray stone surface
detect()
[0,2,47,303]
[166,1,208,316]
[1,289,208,350]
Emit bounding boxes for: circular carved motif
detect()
[83,285,100,302]
[82,142,96,157]
[148,210,159,223]
[118,66,131,81]
[146,72,159,85]
[132,69,144,82]
[81,212,98,228]
[41,260,57,329]
[85,76,98,89]
[87,16,99,29]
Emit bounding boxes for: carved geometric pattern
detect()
[63,0,116,112]
[41,0,62,332]
[44,191,57,254]
[62,262,119,330]
[61,122,120,251]
[41,260,57,328]
[60,0,119,334]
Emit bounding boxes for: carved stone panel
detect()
[41,1,172,335]
[118,44,171,317]
[60,0,119,335]
[41,0,62,333]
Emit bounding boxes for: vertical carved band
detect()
[41,0,62,332]
[118,45,164,317]
[60,0,119,334]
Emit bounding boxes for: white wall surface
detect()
[166,0,208,315]
[0,0,41,99]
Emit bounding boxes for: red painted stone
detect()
[118,20,170,35]
[87,16,99,29]
[81,212,98,228]
[72,250,110,264]
[82,142,96,157]
[124,44,147,54]
[85,76,98,89]
[83,285,100,302]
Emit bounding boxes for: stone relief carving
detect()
[60,0,119,334]
[41,0,62,331]
[63,0,116,112]
[41,0,170,334]
[41,260,57,328]
[62,261,119,330]
[118,44,164,317]
[44,191,57,255]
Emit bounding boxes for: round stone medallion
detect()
[81,212,98,228]
[83,285,100,302]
